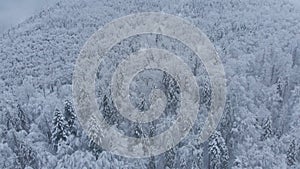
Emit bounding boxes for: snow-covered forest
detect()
[0,0,300,168]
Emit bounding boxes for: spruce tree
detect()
[64,100,76,136]
[51,109,67,152]
[16,142,38,169]
[11,133,38,169]
[101,95,117,125]
[88,139,102,160]
[14,104,30,132]
[87,115,103,159]
[261,117,273,140]
[208,131,229,169]
[165,148,175,169]
[287,140,296,166]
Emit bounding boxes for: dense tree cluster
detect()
[0,0,299,168]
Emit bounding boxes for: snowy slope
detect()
[0,0,300,168]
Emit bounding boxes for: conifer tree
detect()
[64,100,76,135]
[261,117,273,140]
[51,109,67,152]
[208,131,229,169]
[287,140,296,166]
[14,104,30,132]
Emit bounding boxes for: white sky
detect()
[0,0,299,34]
[291,0,300,8]
[0,0,59,34]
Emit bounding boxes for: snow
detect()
[0,0,299,168]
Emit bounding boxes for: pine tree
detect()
[87,115,103,159]
[148,121,157,169]
[16,143,38,169]
[162,72,180,111]
[14,104,30,132]
[287,140,296,166]
[133,124,143,138]
[102,95,110,118]
[100,95,114,124]
[11,133,38,169]
[208,131,229,169]
[261,117,273,140]
[64,100,76,136]
[148,156,156,169]
[209,138,221,169]
[101,95,117,125]
[5,111,13,130]
[51,109,67,152]
[138,97,146,112]
[165,148,175,169]
[88,139,102,160]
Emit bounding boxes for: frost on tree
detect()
[64,100,76,136]
[208,131,229,169]
[88,139,103,160]
[261,117,273,140]
[162,72,180,110]
[51,109,67,152]
[286,140,297,166]
[0,0,299,168]
[164,148,176,169]
[11,132,39,169]
[87,115,103,159]
[100,95,118,125]
[14,104,30,133]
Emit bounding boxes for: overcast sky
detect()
[0,0,299,35]
[0,0,59,34]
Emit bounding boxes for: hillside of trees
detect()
[0,0,299,168]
